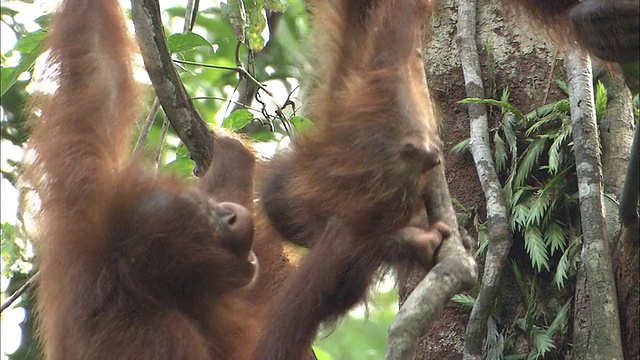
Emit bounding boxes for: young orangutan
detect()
[23,0,293,359]
[255,0,449,358]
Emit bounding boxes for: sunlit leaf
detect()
[594,80,608,122]
[459,97,524,119]
[164,156,195,178]
[167,32,212,53]
[264,0,288,12]
[222,109,253,130]
[1,30,46,96]
[290,115,314,132]
[251,130,278,142]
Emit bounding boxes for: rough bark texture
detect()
[454,0,513,358]
[131,0,215,175]
[386,167,477,359]
[565,49,624,360]
[401,0,562,358]
[598,67,640,360]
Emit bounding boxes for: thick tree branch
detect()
[131,0,215,175]
[565,48,624,360]
[455,0,513,358]
[386,166,477,359]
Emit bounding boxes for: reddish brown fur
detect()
[503,0,639,62]
[24,0,291,359]
[255,0,449,358]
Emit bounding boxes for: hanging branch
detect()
[455,0,513,358]
[564,47,624,360]
[130,0,215,175]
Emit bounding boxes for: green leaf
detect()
[312,347,333,360]
[459,97,524,119]
[245,1,268,51]
[222,109,253,130]
[526,191,551,228]
[450,138,470,154]
[545,220,566,256]
[251,130,277,142]
[555,79,569,95]
[494,132,507,173]
[164,156,195,178]
[290,115,314,132]
[221,0,248,44]
[264,0,288,12]
[524,100,567,122]
[510,203,530,232]
[167,32,212,53]
[514,137,546,188]
[222,0,269,51]
[554,249,570,288]
[451,294,476,308]
[547,298,571,335]
[475,223,489,258]
[594,80,608,122]
[525,113,560,137]
[1,30,46,96]
[529,329,555,360]
[524,226,550,272]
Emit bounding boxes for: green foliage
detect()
[290,115,314,132]
[461,81,595,358]
[222,109,254,130]
[167,32,212,53]
[221,0,288,51]
[450,138,470,154]
[1,222,33,277]
[464,87,582,278]
[594,81,608,122]
[452,293,476,308]
[313,287,399,360]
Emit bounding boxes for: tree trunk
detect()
[400,0,562,357]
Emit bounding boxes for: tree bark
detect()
[565,48,624,360]
[402,0,562,358]
[597,66,639,360]
[454,0,513,358]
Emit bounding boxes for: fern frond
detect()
[547,298,571,335]
[494,132,507,173]
[451,294,476,308]
[545,220,566,256]
[554,249,570,288]
[450,138,470,154]
[594,81,608,122]
[527,191,551,228]
[529,329,555,360]
[525,226,550,272]
[514,138,546,188]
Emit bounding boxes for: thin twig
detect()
[134,97,162,154]
[1,272,38,313]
